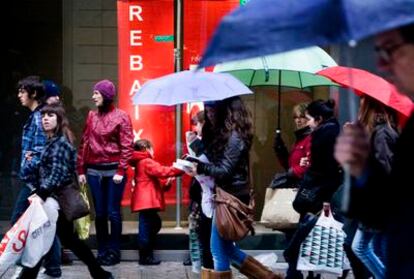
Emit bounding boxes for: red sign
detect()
[118,0,180,204]
[117,0,238,205]
[183,0,239,70]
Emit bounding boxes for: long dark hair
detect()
[41,104,75,144]
[202,96,253,160]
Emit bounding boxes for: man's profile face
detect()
[376,30,414,98]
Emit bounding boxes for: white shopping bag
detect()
[21,196,59,267]
[0,196,58,275]
[297,204,346,276]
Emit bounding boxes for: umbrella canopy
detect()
[318,66,414,117]
[132,70,253,106]
[199,0,414,67]
[213,47,338,87]
[213,47,338,128]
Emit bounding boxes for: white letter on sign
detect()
[130,55,143,71]
[130,30,143,46]
[129,6,143,21]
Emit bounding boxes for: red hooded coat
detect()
[129,151,182,212]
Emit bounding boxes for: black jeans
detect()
[19,212,106,279]
[198,212,213,269]
[284,214,318,279]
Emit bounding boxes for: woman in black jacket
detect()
[293,99,342,215]
[287,99,342,279]
[187,97,282,279]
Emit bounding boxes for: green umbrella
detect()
[213,46,338,129]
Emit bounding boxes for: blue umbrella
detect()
[199,0,414,67]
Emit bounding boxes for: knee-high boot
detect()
[239,256,284,279]
[201,267,213,279]
[209,270,232,279]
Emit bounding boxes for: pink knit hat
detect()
[93,79,116,100]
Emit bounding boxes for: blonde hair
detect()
[292,103,308,117]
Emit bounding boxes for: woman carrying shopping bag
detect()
[286,99,343,279]
[18,104,113,279]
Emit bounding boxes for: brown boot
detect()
[201,267,213,279]
[210,270,232,279]
[239,256,284,279]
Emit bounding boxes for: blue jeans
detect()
[210,214,247,271]
[11,185,61,273]
[11,185,32,225]
[352,228,387,279]
[87,174,126,256]
[138,209,161,253]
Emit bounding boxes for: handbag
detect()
[269,172,292,189]
[74,184,91,240]
[292,184,323,214]
[260,188,300,229]
[55,175,90,222]
[213,187,255,241]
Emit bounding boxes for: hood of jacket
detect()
[131,150,152,162]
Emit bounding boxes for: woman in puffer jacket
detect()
[77,80,134,266]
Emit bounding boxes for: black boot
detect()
[90,268,114,279]
[139,249,161,265]
[98,249,121,266]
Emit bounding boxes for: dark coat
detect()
[296,118,342,214]
[367,113,414,278]
[197,131,250,204]
[348,123,398,229]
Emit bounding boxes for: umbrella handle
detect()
[341,164,352,213]
[277,70,282,129]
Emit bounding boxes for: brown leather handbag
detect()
[55,176,90,222]
[213,187,255,241]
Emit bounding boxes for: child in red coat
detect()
[129,139,183,265]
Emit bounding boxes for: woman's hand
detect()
[78,174,87,185]
[184,163,198,177]
[25,151,33,162]
[164,177,176,191]
[113,174,124,184]
[300,156,310,167]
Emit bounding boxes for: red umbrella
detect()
[317,66,413,117]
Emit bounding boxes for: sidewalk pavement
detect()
[4,261,352,279]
